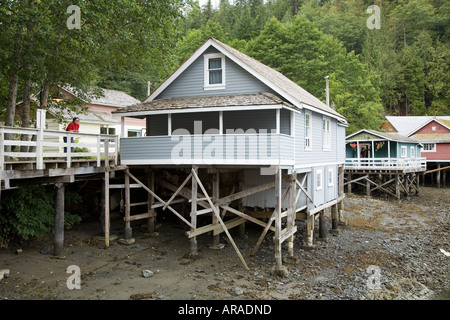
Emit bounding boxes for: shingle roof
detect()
[386,116,450,136]
[62,86,141,108]
[91,88,141,108]
[48,106,119,125]
[347,129,419,143]
[409,133,450,143]
[114,92,295,113]
[212,39,344,120]
[141,38,345,122]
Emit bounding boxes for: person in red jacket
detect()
[64,117,80,153]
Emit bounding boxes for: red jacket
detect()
[66,122,79,132]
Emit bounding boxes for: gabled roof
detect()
[113,92,295,115]
[409,133,450,144]
[144,38,346,122]
[47,106,119,125]
[62,86,141,108]
[386,116,450,136]
[346,129,419,144]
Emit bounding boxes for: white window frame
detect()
[422,143,436,152]
[305,111,312,150]
[400,146,407,158]
[204,53,226,90]
[323,117,331,150]
[410,146,415,158]
[315,169,323,191]
[328,168,334,187]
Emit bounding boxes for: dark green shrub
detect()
[0,185,81,244]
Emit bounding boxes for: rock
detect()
[141,270,154,278]
[16,249,22,254]
[118,238,135,245]
[0,269,10,281]
[233,287,244,296]
[40,247,52,255]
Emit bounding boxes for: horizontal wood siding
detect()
[157,47,275,99]
[294,110,340,167]
[120,134,294,164]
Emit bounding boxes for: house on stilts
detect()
[111,38,348,272]
[344,129,426,199]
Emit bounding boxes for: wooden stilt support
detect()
[191,168,249,271]
[437,163,441,188]
[395,174,401,199]
[287,172,296,257]
[318,210,328,240]
[330,203,339,235]
[211,172,222,249]
[237,171,246,237]
[54,183,65,256]
[348,173,352,194]
[147,170,156,234]
[366,178,371,196]
[104,171,110,248]
[337,199,347,226]
[190,166,198,256]
[124,172,132,239]
[305,213,315,247]
[274,168,283,269]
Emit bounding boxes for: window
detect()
[422,143,436,152]
[431,126,436,131]
[204,53,225,90]
[328,168,334,187]
[410,146,415,157]
[401,146,407,157]
[127,129,141,138]
[323,117,331,149]
[100,127,116,135]
[315,169,323,190]
[305,111,312,150]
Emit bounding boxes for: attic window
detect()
[204,53,226,90]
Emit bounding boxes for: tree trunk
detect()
[20,66,32,154]
[4,69,20,161]
[29,82,50,153]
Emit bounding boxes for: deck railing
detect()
[0,126,118,170]
[344,157,426,171]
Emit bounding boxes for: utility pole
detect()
[324,75,330,107]
[147,81,151,96]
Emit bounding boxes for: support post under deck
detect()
[54,183,65,256]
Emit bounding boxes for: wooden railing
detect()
[0,126,118,170]
[344,157,427,171]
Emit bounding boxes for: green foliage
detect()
[0,185,81,243]
[245,16,384,134]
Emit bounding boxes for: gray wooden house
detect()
[113,38,348,272]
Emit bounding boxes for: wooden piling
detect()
[54,183,65,256]
[212,172,220,248]
[104,170,110,248]
[318,210,327,240]
[190,166,198,256]
[147,170,155,234]
[274,168,282,268]
[124,171,132,239]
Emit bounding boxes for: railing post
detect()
[114,136,118,166]
[36,128,44,170]
[104,138,109,168]
[66,133,72,168]
[0,129,4,172]
[97,136,101,167]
